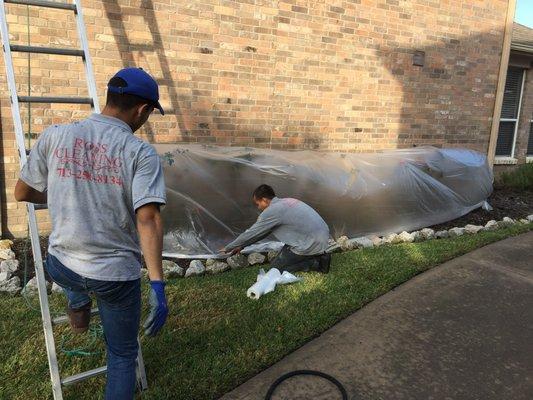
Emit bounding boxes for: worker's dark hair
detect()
[252,184,276,200]
[106,77,155,111]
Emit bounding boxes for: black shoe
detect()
[318,253,331,274]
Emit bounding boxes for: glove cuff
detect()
[150,280,166,289]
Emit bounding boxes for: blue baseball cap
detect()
[108,67,164,115]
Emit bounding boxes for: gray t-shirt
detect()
[20,113,166,281]
[226,197,330,255]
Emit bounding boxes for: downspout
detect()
[487,0,516,167]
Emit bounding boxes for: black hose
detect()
[264,369,348,400]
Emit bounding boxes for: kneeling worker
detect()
[223,184,331,273]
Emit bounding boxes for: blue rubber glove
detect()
[143,281,168,337]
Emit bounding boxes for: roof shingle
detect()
[512,22,533,51]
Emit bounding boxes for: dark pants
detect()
[270,245,321,273]
[45,254,140,400]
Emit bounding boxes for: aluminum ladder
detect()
[0,1,148,398]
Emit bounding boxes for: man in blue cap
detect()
[15,68,168,399]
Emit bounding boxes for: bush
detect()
[498,163,533,191]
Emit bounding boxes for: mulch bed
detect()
[10,236,48,283]
[430,188,533,231]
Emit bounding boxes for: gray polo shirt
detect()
[226,197,330,255]
[20,113,166,281]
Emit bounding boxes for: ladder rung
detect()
[52,307,99,325]
[18,96,93,104]
[61,366,107,386]
[10,45,84,57]
[4,0,76,11]
[34,203,48,210]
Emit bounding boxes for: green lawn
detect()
[1,223,531,400]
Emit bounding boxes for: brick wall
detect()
[0,0,509,237]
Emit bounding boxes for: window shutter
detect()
[495,121,515,156]
[501,67,524,119]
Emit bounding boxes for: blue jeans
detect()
[45,254,141,400]
[270,245,321,273]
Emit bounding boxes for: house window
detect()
[495,66,526,157]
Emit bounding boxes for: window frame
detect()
[495,67,526,159]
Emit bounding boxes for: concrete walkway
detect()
[221,231,533,400]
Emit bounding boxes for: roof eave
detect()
[511,43,533,54]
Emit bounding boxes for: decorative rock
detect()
[336,236,353,251]
[499,217,515,227]
[411,228,435,242]
[24,277,38,292]
[0,276,21,295]
[393,231,414,244]
[0,259,19,274]
[248,252,266,265]
[22,276,51,295]
[448,227,465,237]
[0,269,13,283]
[163,260,185,278]
[382,233,397,244]
[464,224,483,234]
[51,282,63,293]
[484,220,498,231]
[0,239,13,250]
[349,236,374,249]
[165,265,185,279]
[527,214,533,223]
[185,260,205,277]
[419,228,435,240]
[227,254,249,269]
[163,259,176,269]
[368,235,383,247]
[0,249,15,261]
[435,230,449,239]
[267,250,279,262]
[206,261,230,274]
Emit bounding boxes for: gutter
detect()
[510,43,533,54]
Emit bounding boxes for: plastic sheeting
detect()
[246,268,302,299]
[156,144,493,258]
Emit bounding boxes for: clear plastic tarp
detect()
[155,145,493,258]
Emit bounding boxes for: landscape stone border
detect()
[1,215,532,294]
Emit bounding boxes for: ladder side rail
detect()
[136,338,148,390]
[0,0,28,166]
[28,208,64,399]
[0,3,63,398]
[74,0,99,112]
